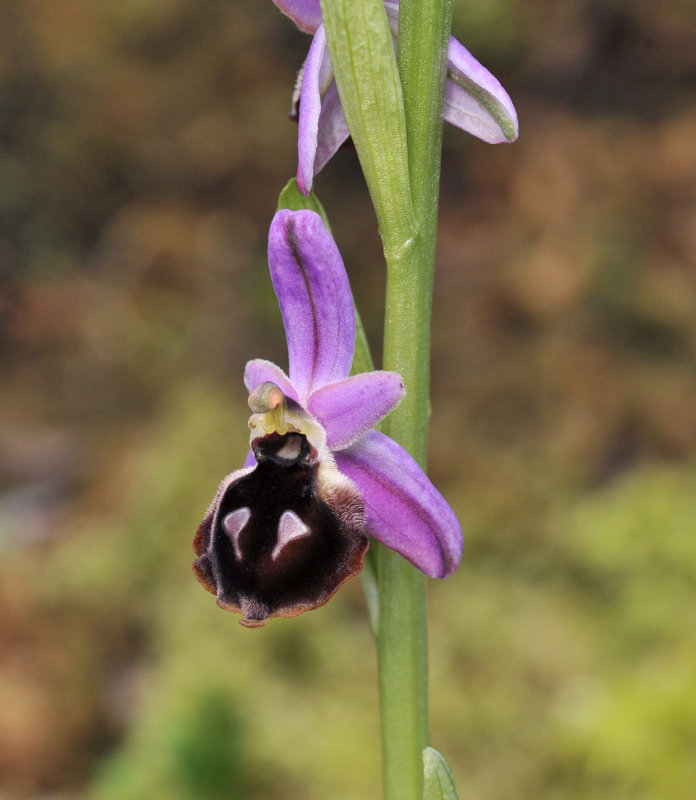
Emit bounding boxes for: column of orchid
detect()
[193,1,517,798]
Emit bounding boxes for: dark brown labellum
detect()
[193,432,367,627]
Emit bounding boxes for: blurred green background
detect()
[1,1,695,798]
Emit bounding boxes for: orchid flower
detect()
[193,209,462,627]
[276,0,519,194]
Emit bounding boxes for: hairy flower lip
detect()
[193,430,368,627]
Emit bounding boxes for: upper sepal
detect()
[268,210,356,402]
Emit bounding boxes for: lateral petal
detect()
[444,36,519,144]
[335,430,463,578]
[244,359,299,402]
[307,371,404,450]
[268,210,355,402]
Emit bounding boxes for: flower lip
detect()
[193,428,368,627]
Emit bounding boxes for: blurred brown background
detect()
[1,1,695,798]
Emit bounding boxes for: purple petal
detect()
[268,210,355,402]
[384,2,399,28]
[244,359,299,402]
[335,430,463,578]
[312,82,350,179]
[307,371,404,450]
[273,0,322,33]
[296,26,350,195]
[444,36,518,143]
[296,26,329,194]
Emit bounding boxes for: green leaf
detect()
[351,309,374,375]
[276,178,333,233]
[319,0,416,261]
[422,747,459,800]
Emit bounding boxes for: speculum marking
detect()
[272,509,310,560]
[222,507,251,560]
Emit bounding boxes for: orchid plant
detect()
[194,0,517,798]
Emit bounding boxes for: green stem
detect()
[319,1,452,797]
[374,542,428,800]
[377,2,453,799]
[398,0,454,242]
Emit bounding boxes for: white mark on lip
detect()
[275,436,302,461]
[222,507,251,560]
[272,510,310,560]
